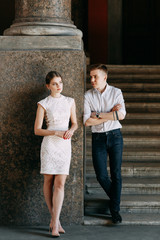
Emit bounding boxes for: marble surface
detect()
[4,25,82,36]
[0,49,85,225]
[3,0,83,36]
[0,36,83,50]
[14,0,72,23]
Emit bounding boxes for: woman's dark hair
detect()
[89,64,108,75]
[45,71,62,84]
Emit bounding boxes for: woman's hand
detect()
[63,129,74,140]
[54,131,66,138]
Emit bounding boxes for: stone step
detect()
[84,102,160,114]
[86,155,160,163]
[123,113,160,124]
[86,145,160,158]
[87,64,160,72]
[86,162,160,177]
[122,149,160,162]
[86,150,159,161]
[125,102,160,113]
[105,65,160,74]
[85,176,160,195]
[123,92,160,102]
[85,113,160,124]
[84,213,160,225]
[87,76,160,84]
[86,151,160,162]
[85,194,160,214]
[108,74,160,82]
[86,125,160,136]
[121,125,160,136]
[86,136,160,149]
[123,136,160,148]
[86,83,160,92]
[87,66,160,80]
[114,83,160,93]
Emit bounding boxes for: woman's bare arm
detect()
[34,104,65,138]
[63,100,78,139]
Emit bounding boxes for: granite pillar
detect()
[0,0,85,226]
[4,0,82,36]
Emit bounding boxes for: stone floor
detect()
[0,225,160,240]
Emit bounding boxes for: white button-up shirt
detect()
[83,84,126,133]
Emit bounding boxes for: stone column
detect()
[4,0,82,36]
[1,0,85,226]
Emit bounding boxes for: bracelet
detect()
[96,111,100,118]
[113,111,115,121]
[115,111,119,121]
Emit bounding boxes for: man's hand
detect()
[111,104,122,112]
[91,112,97,119]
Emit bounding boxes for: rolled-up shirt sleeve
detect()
[116,89,126,118]
[83,93,91,124]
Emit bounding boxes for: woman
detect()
[34,71,78,237]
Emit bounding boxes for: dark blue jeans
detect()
[92,129,123,212]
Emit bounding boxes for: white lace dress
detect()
[38,95,74,175]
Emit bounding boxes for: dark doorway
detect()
[88,0,108,64]
[123,0,160,65]
[0,0,15,35]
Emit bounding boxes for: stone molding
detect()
[0,36,83,51]
[4,25,82,37]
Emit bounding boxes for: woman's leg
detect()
[43,174,65,234]
[52,174,67,236]
[43,174,54,216]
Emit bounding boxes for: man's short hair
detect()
[89,64,108,75]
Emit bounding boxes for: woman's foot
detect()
[58,222,65,234]
[49,219,53,232]
[52,229,60,237]
[50,219,65,234]
[51,223,60,237]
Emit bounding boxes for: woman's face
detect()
[47,77,63,94]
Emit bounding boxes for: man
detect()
[83,64,126,223]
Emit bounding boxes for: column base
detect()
[3,22,82,37]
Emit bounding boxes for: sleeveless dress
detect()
[38,95,74,175]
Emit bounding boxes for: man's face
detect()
[90,69,107,90]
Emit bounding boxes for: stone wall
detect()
[0,39,85,225]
